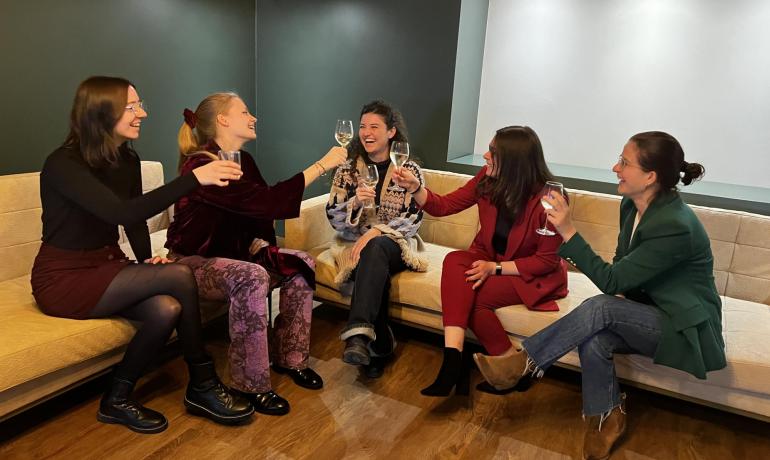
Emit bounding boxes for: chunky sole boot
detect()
[185,360,254,425]
[97,378,168,434]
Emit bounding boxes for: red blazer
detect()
[422,167,568,311]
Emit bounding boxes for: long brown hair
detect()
[177,92,239,171]
[477,126,555,220]
[62,76,133,168]
[346,100,409,165]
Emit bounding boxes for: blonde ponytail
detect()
[176,92,240,172]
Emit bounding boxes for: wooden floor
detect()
[2,305,769,460]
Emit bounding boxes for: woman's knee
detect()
[359,236,394,262]
[150,295,183,324]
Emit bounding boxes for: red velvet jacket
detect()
[422,167,568,311]
[164,147,314,286]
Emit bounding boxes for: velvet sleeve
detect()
[421,168,484,217]
[42,150,200,227]
[180,153,304,220]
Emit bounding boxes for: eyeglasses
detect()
[125,100,146,114]
[616,155,642,170]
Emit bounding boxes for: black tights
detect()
[89,263,207,383]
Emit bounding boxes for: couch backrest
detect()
[0,161,169,283]
[421,168,770,305]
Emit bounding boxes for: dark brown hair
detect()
[630,131,705,195]
[62,76,133,168]
[477,126,555,220]
[347,99,409,165]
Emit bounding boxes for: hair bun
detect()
[681,161,705,186]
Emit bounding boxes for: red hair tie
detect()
[183,108,197,129]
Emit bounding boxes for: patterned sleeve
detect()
[325,162,364,239]
[382,161,424,238]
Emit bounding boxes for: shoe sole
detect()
[184,397,255,425]
[342,350,370,366]
[96,411,168,434]
[472,353,518,392]
[253,405,290,416]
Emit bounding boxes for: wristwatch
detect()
[495,262,503,275]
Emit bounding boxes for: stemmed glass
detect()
[536,181,564,236]
[387,141,409,192]
[335,119,354,148]
[360,164,379,210]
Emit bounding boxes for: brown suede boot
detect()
[473,345,531,391]
[583,395,627,460]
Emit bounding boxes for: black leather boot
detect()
[184,360,254,425]
[96,377,168,434]
[420,347,470,397]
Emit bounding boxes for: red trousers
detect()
[441,250,522,355]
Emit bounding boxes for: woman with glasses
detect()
[392,126,568,396]
[327,100,426,379]
[165,92,347,415]
[474,132,726,460]
[31,76,253,434]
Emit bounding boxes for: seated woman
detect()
[327,100,426,378]
[474,131,726,459]
[165,92,347,415]
[393,126,568,396]
[31,76,252,434]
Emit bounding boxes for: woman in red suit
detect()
[393,125,568,396]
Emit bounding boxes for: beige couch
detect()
[285,168,770,421]
[0,162,225,421]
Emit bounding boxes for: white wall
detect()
[475,0,770,192]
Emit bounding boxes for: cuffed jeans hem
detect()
[582,393,625,418]
[340,324,376,341]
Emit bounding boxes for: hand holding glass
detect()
[388,141,409,192]
[536,181,564,236]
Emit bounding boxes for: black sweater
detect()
[39,146,199,261]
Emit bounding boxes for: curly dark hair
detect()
[346,99,409,164]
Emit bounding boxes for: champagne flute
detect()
[536,181,564,236]
[388,141,409,192]
[361,164,379,210]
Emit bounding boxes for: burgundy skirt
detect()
[31,244,131,319]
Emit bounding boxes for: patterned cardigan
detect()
[325,157,427,286]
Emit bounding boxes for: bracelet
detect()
[495,262,503,275]
[410,183,422,194]
[314,162,326,175]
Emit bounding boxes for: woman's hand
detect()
[465,260,496,290]
[354,183,376,210]
[392,167,420,193]
[542,191,577,241]
[192,160,242,186]
[351,228,382,264]
[144,256,171,264]
[318,146,348,171]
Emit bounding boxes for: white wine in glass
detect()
[361,164,379,210]
[335,119,354,148]
[536,181,564,236]
[388,141,409,191]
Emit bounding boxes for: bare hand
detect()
[144,256,171,264]
[192,160,242,186]
[319,146,348,171]
[351,228,382,264]
[465,260,496,290]
[542,191,576,241]
[354,183,376,209]
[392,167,420,193]
[249,238,270,256]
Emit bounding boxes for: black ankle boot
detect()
[97,378,168,434]
[342,335,371,366]
[420,347,470,397]
[184,360,254,425]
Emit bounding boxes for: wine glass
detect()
[387,141,409,192]
[536,181,564,236]
[361,164,379,210]
[218,150,241,166]
[335,120,354,148]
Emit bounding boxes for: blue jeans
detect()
[522,294,663,416]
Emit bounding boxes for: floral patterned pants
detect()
[177,249,315,393]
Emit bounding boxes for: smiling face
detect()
[613,141,657,198]
[359,112,396,157]
[113,85,146,142]
[218,97,257,142]
[482,136,499,177]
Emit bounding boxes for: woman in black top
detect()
[31,76,252,434]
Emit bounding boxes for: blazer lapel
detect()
[502,194,539,260]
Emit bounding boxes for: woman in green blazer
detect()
[474,131,726,460]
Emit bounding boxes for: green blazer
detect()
[559,192,726,379]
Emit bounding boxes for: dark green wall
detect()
[255,0,462,199]
[0,0,255,177]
